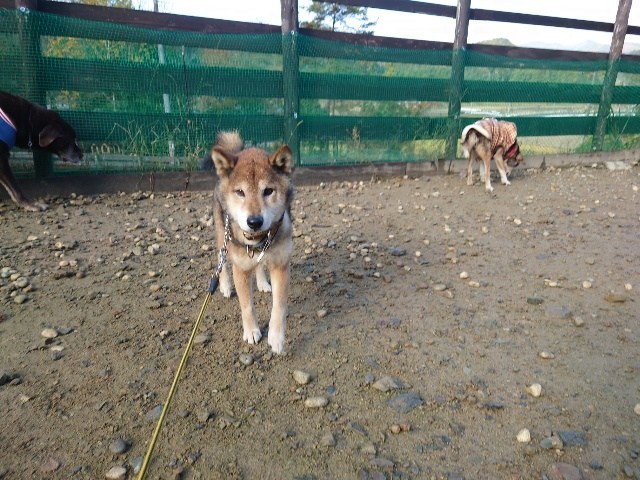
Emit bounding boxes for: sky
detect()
[137,0,640,53]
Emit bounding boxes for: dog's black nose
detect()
[247,215,263,231]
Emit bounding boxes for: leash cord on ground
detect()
[136,285,214,480]
[138,222,229,479]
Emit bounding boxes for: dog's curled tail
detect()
[460,128,478,159]
[216,130,244,154]
[461,121,491,159]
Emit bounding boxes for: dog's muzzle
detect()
[243,230,268,242]
[59,144,84,164]
[245,215,264,233]
[504,143,522,167]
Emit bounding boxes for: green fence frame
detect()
[1,7,639,174]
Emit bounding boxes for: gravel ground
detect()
[0,164,639,480]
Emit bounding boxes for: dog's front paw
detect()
[256,278,272,293]
[255,265,271,293]
[243,327,262,345]
[466,176,473,186]
[267,329,285,354]
[21,201,48,212]
[502,179,512,186]
[218,273,233,298]
[219,281,233,298]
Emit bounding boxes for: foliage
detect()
[302,2,376,34]
[477,38,515,47]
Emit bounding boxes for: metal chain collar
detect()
[215,215,231,278]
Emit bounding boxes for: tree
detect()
[302,2,376,34]
[477,38,515,47]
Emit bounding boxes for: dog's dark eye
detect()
[263,187,274,197]
[235,189,245,198]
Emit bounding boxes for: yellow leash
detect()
[138,218,230,479]
[136,286,214,479]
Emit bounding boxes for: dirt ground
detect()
[0,164,639,480]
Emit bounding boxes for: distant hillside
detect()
[527,39,640,54]
[472,37,640,55]
[477,38,515,47]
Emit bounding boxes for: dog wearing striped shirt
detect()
[461,118,523,193]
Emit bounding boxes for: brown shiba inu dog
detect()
[208,131,294,354]
[461,118,523,193]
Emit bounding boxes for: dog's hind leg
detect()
[465,149,479,187]
[494,152,511,186]
[481,158,494,192]
[462,131,478,186]
[466,156,474,186]
[255,263,272,293]
[233,264,262,345]
[267,262,289,354]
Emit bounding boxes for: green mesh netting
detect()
[1,8,638,177]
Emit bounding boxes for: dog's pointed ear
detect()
[200,150,214,171]
[210,147,238,177]
[270,145,293,175]
[39,125,63,147]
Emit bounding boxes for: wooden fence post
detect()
[15,0,51,178]
[594,0,632,151]
[445,0,471,164]
[280,0,300,165]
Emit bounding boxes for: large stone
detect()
[548,462,584,480]
[387,392,423,413]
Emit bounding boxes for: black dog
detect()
[0,91,83,211]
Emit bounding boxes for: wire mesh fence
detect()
[1,8,639,177]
